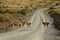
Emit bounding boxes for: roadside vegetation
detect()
[45,7,60,31]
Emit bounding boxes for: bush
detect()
[0,17,4,22]
[0,7,6,14]
[17,9,26,15]
[48,11,60,18]
[0,10,3,13]
[48,11,57,14]
[49,10,60,31]
[49,7,55,9]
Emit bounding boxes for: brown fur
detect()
[42,22,49,27]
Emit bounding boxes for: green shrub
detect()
[0,17,4,22]
[17,9,26,15]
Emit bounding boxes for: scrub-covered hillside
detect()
[0,0,60,32]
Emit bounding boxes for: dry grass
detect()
[45,7,60,16]
[53,8,60,13]
[0,0,60,9]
